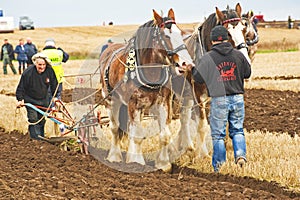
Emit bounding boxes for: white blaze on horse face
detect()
[227,22,246,45]
[163,25,194,67]
[242,17,258,45]
[228,22,251,64]
[242,18,251,37]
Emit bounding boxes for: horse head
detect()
[242,10,259,61]
[197,3,248,54]
[242,10,259,45]
[133,9,194,82]
[215,3,247,48]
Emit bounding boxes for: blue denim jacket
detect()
[15,45,28,61]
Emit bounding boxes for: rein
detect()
[167,44,187,56]
[69,79,125,132]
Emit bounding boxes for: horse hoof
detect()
[185,146,196,153]
[195,154,211,161]
[106,155,122,163]
[156,162,172,173]
[126,154,145,165]
[107,151,123,163]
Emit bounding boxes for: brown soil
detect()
[1,88,299,199]
[244,89,299,137]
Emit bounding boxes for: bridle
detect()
[241,16,259,46]
[128,18,189,90]
[222,17,241,25]
[155,18,188,57]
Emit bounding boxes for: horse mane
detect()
[199,13,218,52]
[184,29,200,62]
[198,6,239,52]
[133,20,156,64]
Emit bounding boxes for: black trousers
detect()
[24,95,49,140]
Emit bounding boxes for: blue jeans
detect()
[210,94,247,172]
[18,60,27,72]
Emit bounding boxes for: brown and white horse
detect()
[242,11,259,61]
[99,9,194,171]
[173,3,251,160]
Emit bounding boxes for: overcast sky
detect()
[1,0,299,28]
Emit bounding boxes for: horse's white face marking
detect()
[242,18,251,36]
[164,25,194,67]
[228,21,245,35]
[227,21,247,45]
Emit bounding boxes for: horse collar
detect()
[125,48,170,90]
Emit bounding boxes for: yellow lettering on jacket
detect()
[42,49,64,83]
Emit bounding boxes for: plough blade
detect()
[38,135,78,144]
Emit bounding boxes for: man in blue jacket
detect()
[14,38,28,74]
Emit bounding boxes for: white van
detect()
[0,17,14,33]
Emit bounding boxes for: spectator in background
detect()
[42,38,69,100]
[16,53,58,140]
[14,38,28,74]
[0,39,17,75]
[288,16,293,29]
[24,37,38,66]
[99,39,113,57]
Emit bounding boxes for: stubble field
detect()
[0,24,299,199]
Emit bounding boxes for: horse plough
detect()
[20,99,110,154]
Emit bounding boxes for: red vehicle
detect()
[254,14,264,22]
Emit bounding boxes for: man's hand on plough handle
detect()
[51,97,60,111]
[16,100,25,108]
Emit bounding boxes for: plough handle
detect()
[24,103,62,125]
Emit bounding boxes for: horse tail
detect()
[118,103,128,139]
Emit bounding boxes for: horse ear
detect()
[248,10,254,18]
[235,3,242,17]
[215,7,224,24]
[168,8,175,21]
[153,9,163,25]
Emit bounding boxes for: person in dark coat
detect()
[191,25,251,172]
[99,39,113,57]
[0,39,17,75]
[16,53,58,140]
[24,37,38,66]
